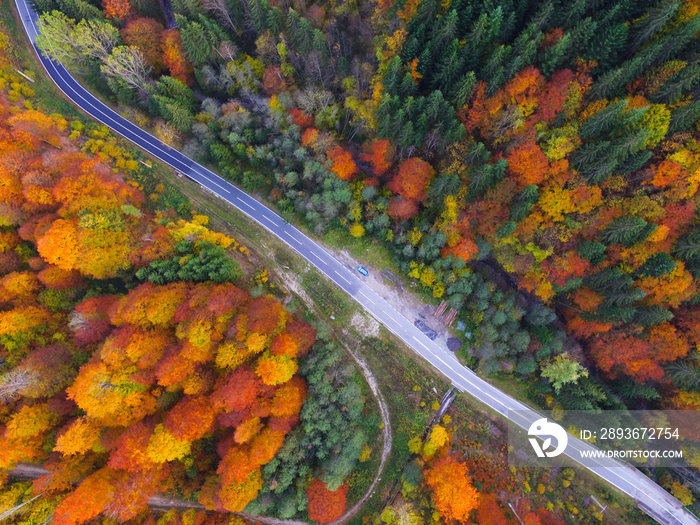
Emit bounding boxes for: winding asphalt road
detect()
[13,2,700,523]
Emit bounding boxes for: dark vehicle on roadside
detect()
[414,319,438,340]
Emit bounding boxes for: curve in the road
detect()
[13,2,699,523]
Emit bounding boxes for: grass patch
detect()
[485,371,544,411]
[324,228,402,276]
[300,270,351,322]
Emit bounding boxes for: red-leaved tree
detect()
[306,479,348,523]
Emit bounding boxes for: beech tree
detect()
[121,17,166,73]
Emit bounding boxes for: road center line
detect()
[308,251,324,264]
[284,232,302,245]
[335,271,352,285]
[412,335,431,352]
[359,291,375,304]
[385,310,400,323]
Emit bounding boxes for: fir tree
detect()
[577,240,607,265]
[637,253,677,278]
[633,306,674,327]
[665,358,700,391]
[668,101,700,134]
[509,185,538,222]
[601,216,653,247]
[58,0,105,20]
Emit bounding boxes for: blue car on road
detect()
[357,266,369,276]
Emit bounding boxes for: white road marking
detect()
[284,232,302,245]
[359,291,375,305]
[240,200,255,211]
[200,177,230,192]
[335,272,352,285]
[308,251,324,264]
[262,216,276,226]
[385,310,400,323]
[411,335,431,352]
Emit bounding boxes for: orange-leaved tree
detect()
[122,18,166,73]
[327,146,358,181]
[360,139,394,175]
[306,479,348,523]
[161,29,194,85]
[103,0,132,19]
[506,140,550,187]
[388,157,434,202]
[424,454,479,522]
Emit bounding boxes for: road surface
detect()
[13,1,699,523]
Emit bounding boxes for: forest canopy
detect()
[19,0,700,519]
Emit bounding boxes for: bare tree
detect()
[101,46,153,95]
[201,0,238,33]
[0,368,37,403]
[295,87,334,114]
[215,40,239,62]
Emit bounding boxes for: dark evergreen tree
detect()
[28,0,59,12]
[601,216,654,247]
[668,101,700,134]
[579,100,628,141]
[595,304,637,323]
[626,0,681,55]
[673,228,700,277]
[637,253,677,278]
[591,23,629,70]
[633,306,674,327]
[665,357,700,391]
[617,150,652,174]
[653,63,700,104]
[585,267,634,294]
[540,33,572,76]
[578,240,607,265]
[603,288,646,307]
[614,380,661,401]
[467,158,507,200]
[136,241,243,283]
[57,0,105,20]
[509,184,538,222]
[180,20,216,67]
[449,71,477,107]
[427,174,461,205]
